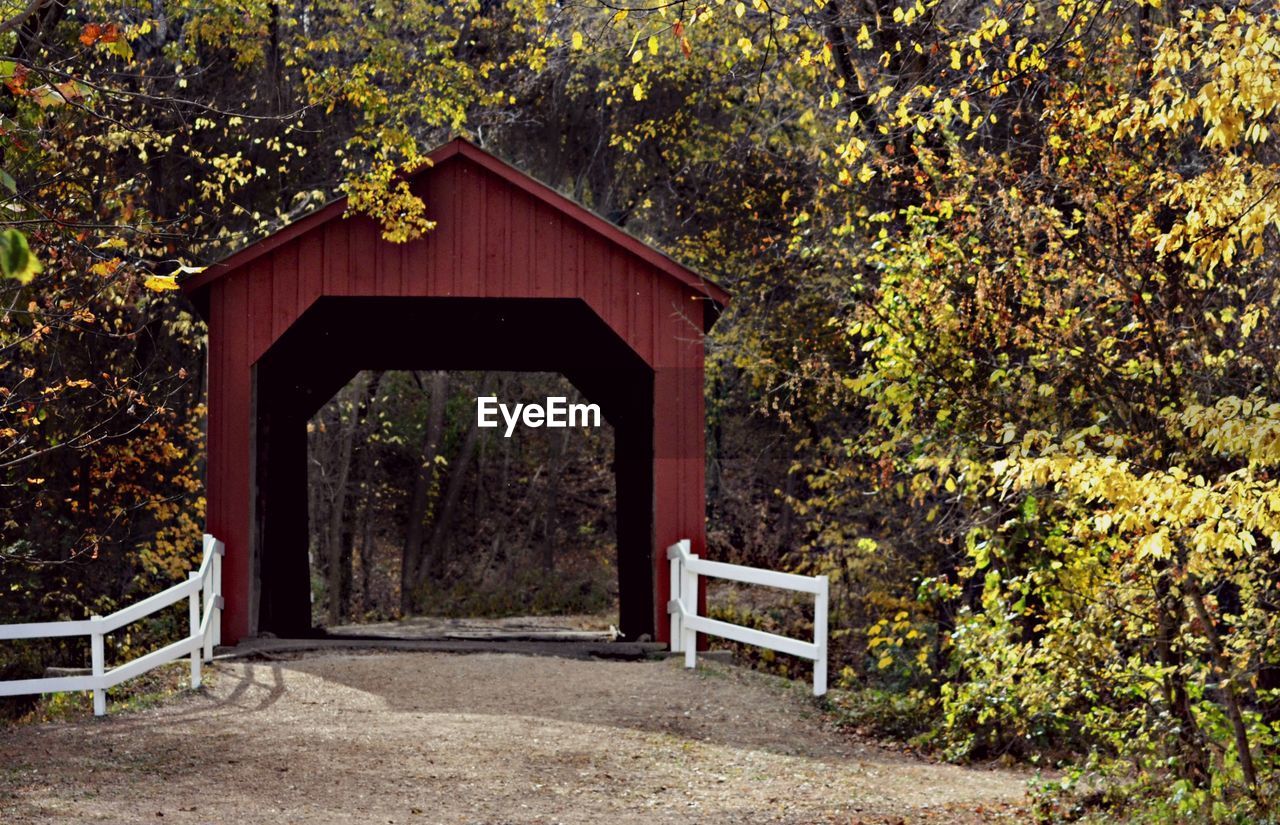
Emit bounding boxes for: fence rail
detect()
[0,534,224,715]
[667,539,829,696]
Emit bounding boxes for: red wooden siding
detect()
[191,139,726,644]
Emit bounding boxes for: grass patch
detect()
[7,660,209,726]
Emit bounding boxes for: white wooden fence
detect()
[667,539,829,696]
[0,534,224,715]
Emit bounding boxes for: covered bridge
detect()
[183,138,728,645]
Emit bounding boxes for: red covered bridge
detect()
[183,138,728,645]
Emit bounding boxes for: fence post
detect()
[212,540,222,649]
[813,575,829,697]
[682,541,697,669]
[668,544,682,653]
[90,615,106,716]
[201,537,214,662]
[188,572,201,689]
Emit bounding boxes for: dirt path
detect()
[0,652,1030,824]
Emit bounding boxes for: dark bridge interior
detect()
[252,296,655,639]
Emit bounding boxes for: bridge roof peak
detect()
[183,136,729,307]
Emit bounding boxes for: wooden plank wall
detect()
[206,156,708,643]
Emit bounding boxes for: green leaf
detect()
[1021,494,1038,520]
[103,38,134,61]
[0,168,15,194]
[0,229,41,284]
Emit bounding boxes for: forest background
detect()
[3,0,1280,821]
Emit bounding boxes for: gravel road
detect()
[0,651,1030,823]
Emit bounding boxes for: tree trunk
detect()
[1185,578,1259,796]
[325,372,369,626]
[354,371,386,617]
[1153,562,1209,786]
[307,420,324,576]
[420,373,493,588]
[400,371,448,615]
[540,425,571,572]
